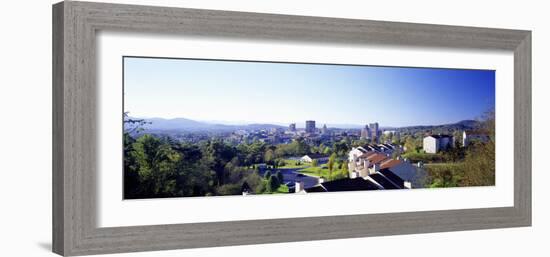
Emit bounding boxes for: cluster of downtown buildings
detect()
[280,120,398,145]
[229,120,353,146]
[249,121,488,194]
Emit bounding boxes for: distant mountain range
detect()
[127,117,481,133]
[128,117,286,132]
[394,120,481,133]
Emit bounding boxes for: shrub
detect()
[266,176,280,192]
[275,171,284,184]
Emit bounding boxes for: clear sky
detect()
[124,57,495,127]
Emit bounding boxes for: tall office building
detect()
[305,120,316,133]
[289,123,296,132]
[369,122,379,143]
[360,125,371,140]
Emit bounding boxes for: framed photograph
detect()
[53,1,531,256]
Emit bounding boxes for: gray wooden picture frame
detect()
[52,1,531,256]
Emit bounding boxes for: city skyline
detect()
[124,57,495,127]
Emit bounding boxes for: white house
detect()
[300,153,329,163]
[348,147,367,163]
[348,143,401,163]
[423,135,454,154]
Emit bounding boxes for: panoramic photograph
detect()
[123,57,496,199]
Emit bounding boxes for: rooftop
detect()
[304,185,327,193]
[367,153,389,164]
[369,173,400,189]
[426,134,453,139]
[380,159,402,169]
[378,168,405,188]
[320,178,380,192]
[359,152,376,158]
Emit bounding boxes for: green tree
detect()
[264,170,272,180]
[123,112,150,134]
[245,170,263,192]
[129,134,181,197]
[404,136,419,153]
[216,184,242,195]
[255,179,268,194]
[201,140,237,186]
[328,153,337,180]
[428,168,460,188]
[460,109,495,187]
[123,133,140,198]
[275,170,284,184]
[341,160,349,178]
[333,140,350,156]
[264,149,275,165]
[266,176,280,192]
[311,159,318,167]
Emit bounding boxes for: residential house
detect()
[347,149,419,189]
[380,158,423,188]
[423,134,454,154]
[300,153,329,163]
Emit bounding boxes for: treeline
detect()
[124,133,343,198]
[424,140,495,187]
[424,110,496,188]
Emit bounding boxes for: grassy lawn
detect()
[260,184,289,194]
[274,184,289,193]
[277,159,309,169]
[296,164,347,181]
[298,165,328,177]
[402,151,445,163]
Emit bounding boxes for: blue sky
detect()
[124,57,495,127]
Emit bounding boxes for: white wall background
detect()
[0,0,547,256]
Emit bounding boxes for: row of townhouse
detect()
[295,144,423,193]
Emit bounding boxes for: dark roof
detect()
[368,145,381,151]
[320,178,379,192]
[304,185,327,193]
[369,173,400,189]
[428,134,453,139]
[361,144,378,151]
[382,144,395,149]
[378,168,405,189]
